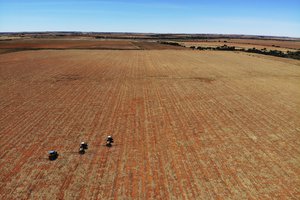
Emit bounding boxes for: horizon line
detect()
[0,31,299,39]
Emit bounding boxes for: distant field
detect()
[0,39,186,52]
[1,38,299,53]
[182,39,300,52]
[0,39,139,49]
[228,39,300,49]
[0,49,299,199]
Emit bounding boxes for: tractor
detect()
[48,150,59,160]
[106,136,114,147]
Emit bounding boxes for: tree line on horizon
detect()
[159,41,300,60]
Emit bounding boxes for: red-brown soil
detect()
[0,50,299,199]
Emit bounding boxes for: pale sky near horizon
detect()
[0,0,299,37]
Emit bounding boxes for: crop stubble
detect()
[0,50,300,199]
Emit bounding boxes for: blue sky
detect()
[0,0,299,37]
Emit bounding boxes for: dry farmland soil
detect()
[0,50,300,199]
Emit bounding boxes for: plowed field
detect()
[0,50,300,199]
[0,39,186,53]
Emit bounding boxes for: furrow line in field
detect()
[154,83,202,199]
[175,82,240,198]
[196,81,297,197]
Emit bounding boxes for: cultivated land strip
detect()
[0,50,299,199]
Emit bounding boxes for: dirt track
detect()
[0,50,300,199]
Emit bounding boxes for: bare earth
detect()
[0,49,300,199]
